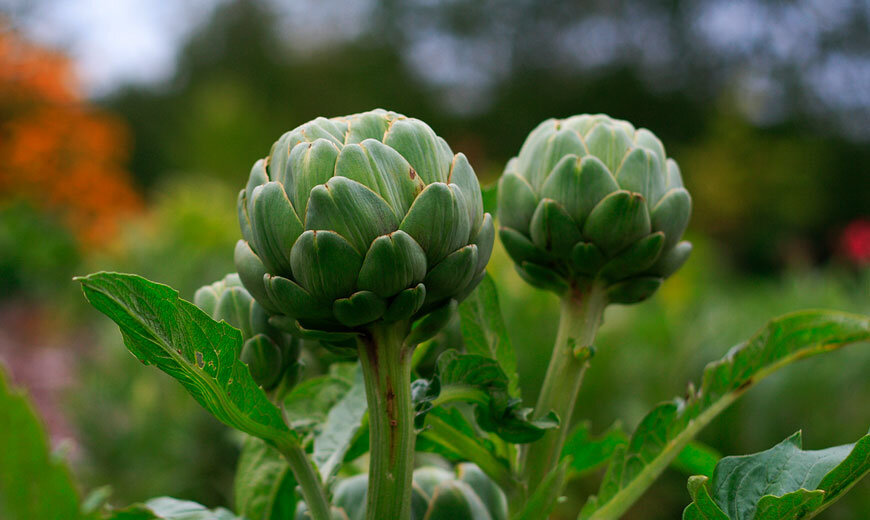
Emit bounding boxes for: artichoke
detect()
[497,114,692,303]
[194,274,301,389]
[235,109,493,340]
[296,464,507,520]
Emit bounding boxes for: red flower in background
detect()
[0,26,142,246]
[839,219,870,265]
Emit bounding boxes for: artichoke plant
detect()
[502,114,693,488]
[497,114,691,304]
[235,109,492,520]
[235,109,493,342]
[296,464,507,520]
[194,274,301,390]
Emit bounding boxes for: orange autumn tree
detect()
[0,27,142,246]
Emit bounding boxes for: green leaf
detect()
[512,458,572,520]
[682,429,870,520]
[418,407,516,497]
[457,273,520,396]
[283,373,351,433]
[671,442,721,478]
[412,350,557,443]
[280,363,368,481]
[561,422,629,477]
[561,423,718,480]
[683,476,729,520]
[313,366,368,481]
[106,497,241,520]
[76,272,295,446]
[0,364,81,520]
[234,436,298,520]
[580,310,870,520]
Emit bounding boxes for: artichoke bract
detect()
[194,274,301,389]
[497,114,692,303]
[296,463,508,520]
[235,109,493,341]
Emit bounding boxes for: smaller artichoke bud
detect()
[296,463,507,520]
[240,336,283,389]
[194,274,300,389]
[498,114,692,304]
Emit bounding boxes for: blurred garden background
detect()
[0,0,868,518]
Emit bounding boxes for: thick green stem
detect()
[358,321,415,520]
[275,438,331,520]
[520,285,607,491]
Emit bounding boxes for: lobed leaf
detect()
[76,272,295,446]
[0,364,81,520]
[682,429,870,520]
[458,273,520,396]
[580,310,870,520]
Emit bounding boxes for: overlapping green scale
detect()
[497,114,692,303]
[194,274,301,389]
[236,109,493,339]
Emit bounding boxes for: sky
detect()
[2,0,225,94]
[2,0,868,138]
[1,0,377,95]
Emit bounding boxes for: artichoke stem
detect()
[520,284,607,491]
[358,321,416,520]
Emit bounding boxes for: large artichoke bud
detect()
[497,114,692,303]
[194,274,301,389]
[296,464,507,520]
[235,109,493,340]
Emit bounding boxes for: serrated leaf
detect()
[313,366,368,481]
[581,310,870,520]
[76,273,296,446]
[413,350,557,443]
[106,497,241,519]
[0,364,81,520]
[234,436,298,520]
[458,273,520,396]
[682,429,870,520]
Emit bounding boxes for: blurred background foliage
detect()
[0,0,868,518]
